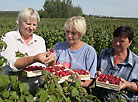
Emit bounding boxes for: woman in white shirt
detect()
[1,8,47,94]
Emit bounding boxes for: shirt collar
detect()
[108,48,133,67]
[127,49,134,67]
[15,30,37,43]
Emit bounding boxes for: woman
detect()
[1,8,46,94]
[97,26,138,102]
[8,16,97,88]
[53,16,97,87]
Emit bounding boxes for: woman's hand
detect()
[119,78,130,90]
[95,71,102,79]
[120,78,138,92]
[34,52,56,66]
[45,52,56,66]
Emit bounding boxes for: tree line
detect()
[0,11,18,17]
[39,0,83,18]
[0,0,83,18]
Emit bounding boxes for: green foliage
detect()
[36,71,100,102]
[0,75,33,101]
[0,11,18,17]
[108,92,126,102]
[41,0,82,18]
[0,71,101,101]
[15,51,28,57]
[0,38,7,68]
[35,17,138,55]
[0,16,138,101]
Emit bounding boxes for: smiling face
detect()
[19,19,38,39]
[65,27,82,46]
[112,36,132,52]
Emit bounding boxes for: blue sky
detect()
[0,0,138,18]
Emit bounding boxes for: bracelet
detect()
[129,82,133,90]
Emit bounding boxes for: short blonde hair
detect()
[16,8,40,24]
[63,16,86,36]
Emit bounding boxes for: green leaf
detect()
[25,52,29,56]
[0,66,3,72]
[35,88,48,102]
[0,75,10,91]
[50,83,56,91]
[118,98,125,102]
[62,80,69,87]
[0,57,4,66]
[75,79,81,87]
[50,95,57,102]
[55,83,63,94]
[13,81,20,93]
[0,40,7,50]
[25,94,34,102]
[9,75,18,84]
[72,88,79,97]
[51,74,58,83]
[109,98,118,102]
[18,95,25,102]
[0,97,4,102]
[56,83,69,101]
[0,75,10,83]
[3,99,13,102]
[9,91,18,101]
[15,51,28,57]
[19,83,29,93]
[67,86,74,92]
[2,90,9,99]
[65,97,71,102]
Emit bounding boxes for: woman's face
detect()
[112,36,132,52]
[19,19,38,38]
[65,28,82,45]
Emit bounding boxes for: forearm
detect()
[121,80,138,92]
[80,79,93,87]
[129,82,138,92]
[14,56,35,70]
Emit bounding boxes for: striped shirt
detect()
[97,48,138,102]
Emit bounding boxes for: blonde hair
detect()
[63,16,86,36]
[16,8,40,24]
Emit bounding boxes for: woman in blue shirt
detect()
[53,16,97,87]
[97,26,138,102]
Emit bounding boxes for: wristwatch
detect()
[129,82,133,90]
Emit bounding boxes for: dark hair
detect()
[113,26,134,42]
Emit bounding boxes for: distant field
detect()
[0,16,138,54]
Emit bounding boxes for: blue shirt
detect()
[54,41,97,78]
[97,48,138,102]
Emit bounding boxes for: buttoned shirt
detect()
[1,30,46,73]
[1,30,46,93]
[97,48,138,102]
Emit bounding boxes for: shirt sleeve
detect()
[86,47,97,78]
[97,48,108,71]
[40,37,46,52]
[53,42,62,62]
[1,36,20,72]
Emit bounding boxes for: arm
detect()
[14,52,47,70]
[80,79,93,87]
[120,78,138,92]
[14,52,56,70]
[85,47,97,87]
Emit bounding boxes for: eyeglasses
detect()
[113,37,129,44]
[65,31,77,35]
